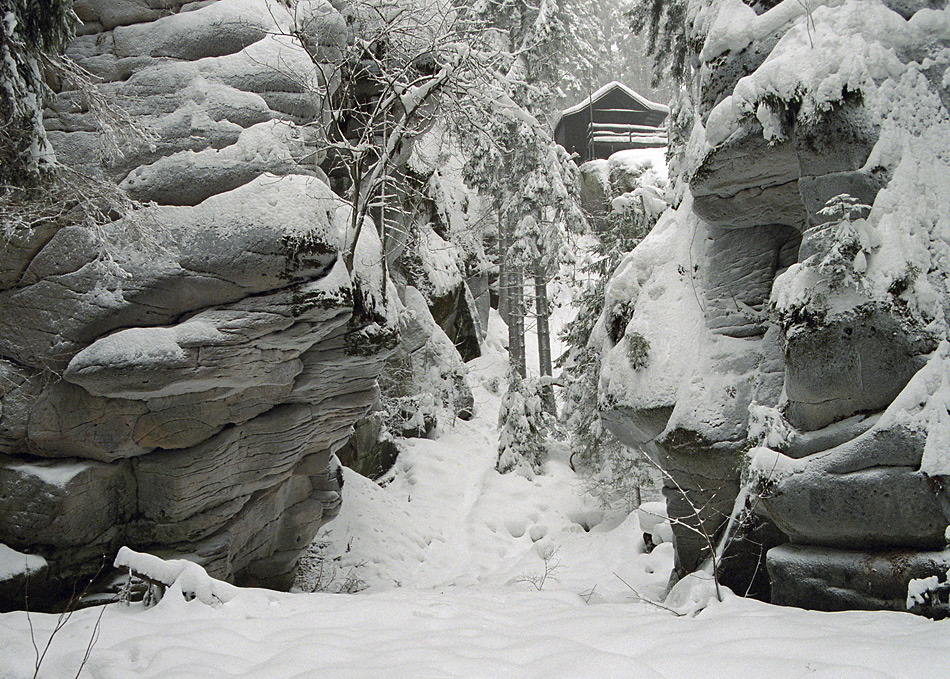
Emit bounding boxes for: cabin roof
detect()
[554,82,668,163]
[556,81,669,125]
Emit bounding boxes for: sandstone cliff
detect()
[0,0,396,609]
[597,0,950,611]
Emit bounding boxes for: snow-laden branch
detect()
[114,547,238,606]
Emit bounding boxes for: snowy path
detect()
[299,315,667,598]
[292,305,673,601]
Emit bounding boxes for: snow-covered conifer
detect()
[1,0,77,185]
[496,371,552,476]
[559,154,667,484]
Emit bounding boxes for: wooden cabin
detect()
[554,82,669,164]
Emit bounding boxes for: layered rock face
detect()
[0,0,395,609]
[598,0,950,610]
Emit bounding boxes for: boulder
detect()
[73,0,178,31]
[398,286,474,419]
[705,224,801,339]
[110,1,272,61]
[466,272,494,341]
[424,281,481,362]
[28,382,151,461]
[0,361,42,456]
[598,200,790,577]
[0,175,348,372]
[53,0,332,185]
[63,263,353,401]
[759,349,950,548]
[768,544,950,612]
[119,121,325,205]
[698,29,783,122]
[691,122,803,230]
[0,220,63,291]
[577,160,611,226]
[794,99,880,179]
[338,413,402,480]
[0,456,135,549]
[784,305,936,430]
[339,283,475,479]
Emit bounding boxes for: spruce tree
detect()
[1,0,77,186]
[626,0,700,87]
[558,162,667,499]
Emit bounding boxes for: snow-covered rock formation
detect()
[0,0,396,610]
[598,0,950,610]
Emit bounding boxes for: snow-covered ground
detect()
[6,580,950,679]
[2,310,950,678]
[293,310,668,599]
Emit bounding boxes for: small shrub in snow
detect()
[773,193,876,330]
[746,402,794,451]
[378,353,439,437]
[810,221,867,286]
[583,445,654,512]
[817,193,871,223]
[378,335,470,438]
[515,545,562,591]
[887,264,920,298]
[741,403,798,497]
[496,373,553,477]
[626,331,650,370]
[294,537,368,594]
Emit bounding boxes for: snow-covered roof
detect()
[559,81,670,120]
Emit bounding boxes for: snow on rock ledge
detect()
[0,1,392,611]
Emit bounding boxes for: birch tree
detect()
[285,0,481,283]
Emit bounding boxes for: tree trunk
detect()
[508,266,526,378]
[498,217,510,325]
[534,264,556,415]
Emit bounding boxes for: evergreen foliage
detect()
[496,372,553,477]
[560,0,668,102]
[456,0,586,240]
[456,0,590,465]
[625,1,710,198]
[457,0,566,101]
[557,214,646,470]
[626,0,701,86]
[0,0,78,186]
[377,330,470,439]
[557,164,666,487]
